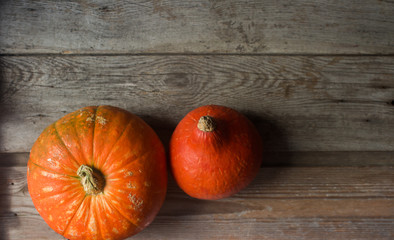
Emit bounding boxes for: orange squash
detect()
[27,106,167,240]
[170,105,262,200]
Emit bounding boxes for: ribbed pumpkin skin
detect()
[170,105,262,200]
[27,106,167,240]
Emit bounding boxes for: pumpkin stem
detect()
[77,165,105,195]
[197,115,216,132]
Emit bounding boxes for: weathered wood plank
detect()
[138,217,394,240]
[1,0,394,54]
[3,205,393,240]
[1,165,393,239]
[1,55,393,153]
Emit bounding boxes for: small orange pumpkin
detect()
[27,106,167,240]
[170,105,262,200]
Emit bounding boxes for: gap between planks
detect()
[1,53,394,57]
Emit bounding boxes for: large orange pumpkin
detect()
[170,105,262,200]
[27,106,167,240]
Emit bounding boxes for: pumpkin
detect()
[27,106,167,240]
[169,105,262,200]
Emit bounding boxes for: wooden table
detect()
[1,1,393,239]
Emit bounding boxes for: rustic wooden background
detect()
[1,0,393,239]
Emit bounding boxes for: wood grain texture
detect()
[1,0,394,54]
[1,162,393,240]
[1,55,393,153]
